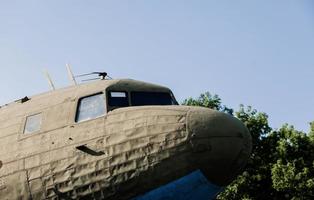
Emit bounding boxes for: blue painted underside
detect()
[133,170,222,200]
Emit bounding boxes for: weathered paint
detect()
[0,79,252,199]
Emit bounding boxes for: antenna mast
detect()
[43,69,55,90]
[66,64,77,85]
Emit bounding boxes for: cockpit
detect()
[107,91,178,111]
[75,86,178,123]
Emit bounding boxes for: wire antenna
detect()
[43,69,56,90]
[66,64,77,85]
[75,72,112,81]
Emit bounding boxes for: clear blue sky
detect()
[0,1,313,132]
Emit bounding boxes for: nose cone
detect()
[187,107,252,186]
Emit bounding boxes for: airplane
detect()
[0,70,252,200]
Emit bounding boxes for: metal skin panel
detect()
[0,79,252,199]
[186,107,252,185]
[0,171,30,200]
[27,107,190,199]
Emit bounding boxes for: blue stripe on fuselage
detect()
[133,170,222,200]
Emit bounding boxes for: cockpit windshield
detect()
[108,92,129,107]
[107,91,177,111]
[131,92,176,106]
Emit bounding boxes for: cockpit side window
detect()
[107,91,129,111]
[131,92,176,106]
[24,113,42,134]
[75,93,105,122]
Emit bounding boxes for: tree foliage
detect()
[183,92,314,200]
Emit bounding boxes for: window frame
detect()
[75,92,107,123]
[106,90,130,111]
[19,111,45,140]
[130,91,177,106]
[23,112,43,134]
[23,113,43,134]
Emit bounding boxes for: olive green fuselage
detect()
[0,79,251,199]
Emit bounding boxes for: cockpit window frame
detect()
[75,92,107,123]
[106,90,130,112]
[130,91,178,106]
[169,91,179,105]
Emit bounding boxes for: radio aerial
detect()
[66,64,77,86]
[75,72,112,82]
[43,69,56,90]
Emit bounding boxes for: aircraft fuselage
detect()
[0,79,251,199]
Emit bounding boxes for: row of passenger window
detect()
[24,91,176,134]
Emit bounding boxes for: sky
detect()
[0,1,313,132]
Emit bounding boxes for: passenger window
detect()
[108,91,129,110]
[76,93,105,122]
[24,113,42,134]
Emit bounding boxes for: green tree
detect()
[309,122,314,141]
[182,92,233,115]
[271,125,314,199]
[183,92,314,200]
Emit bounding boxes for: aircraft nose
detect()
[187,107,252,186]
